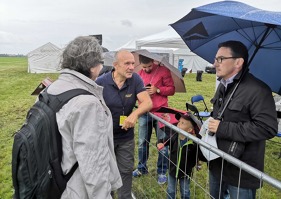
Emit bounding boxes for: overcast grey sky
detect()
[1,0,281,54]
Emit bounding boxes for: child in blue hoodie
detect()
[157,111,205,199]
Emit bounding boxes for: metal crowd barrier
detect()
[132,112,281,199]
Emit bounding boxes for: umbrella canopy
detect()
[154,106,186,129]
[171,0,281,94]
[155,106,202,135]
[132,49,186,92]
[156,106,202,126]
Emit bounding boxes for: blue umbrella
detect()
[171,0,281,94]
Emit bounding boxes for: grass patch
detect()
[0,57,59,198]
[1,57,281,198]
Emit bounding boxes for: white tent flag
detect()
[199,118,219,161]
[27,42,62,73]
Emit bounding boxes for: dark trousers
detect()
[114,139,135,199]
[209,170,256,199]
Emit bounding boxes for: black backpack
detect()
[12,88,93,199]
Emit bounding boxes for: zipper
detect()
[32,103,54,179]
[31,106,50,168]
[229,142,237,153]
[19,128,34,185]
[175,139,193,178]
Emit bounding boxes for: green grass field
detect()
[0,57,281,198]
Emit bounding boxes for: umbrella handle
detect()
[157,132,177,150]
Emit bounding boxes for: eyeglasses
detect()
[214,57,240,63]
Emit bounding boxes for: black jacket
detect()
[210,70,278,189]
[159,129,206,179]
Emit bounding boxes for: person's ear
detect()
[113,61,118,68]
[188,128,196,135]
[90,64,102,80]
[236,58,244,70]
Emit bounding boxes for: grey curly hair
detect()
[61,36,103,77]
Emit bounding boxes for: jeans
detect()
[228,185,256,199]
[167,174,190,199]
[209,170,256,199]
[114,139,135,199]
[137,113,168,175]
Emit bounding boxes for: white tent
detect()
[116,39,136,51]
[135,28,211,73]
[27,42,62,73]
[173,48,212,73]
[136,28,187,49]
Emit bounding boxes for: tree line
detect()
[0,54,26,57]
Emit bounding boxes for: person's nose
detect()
[213,61,219,68]
[129,63,134,70]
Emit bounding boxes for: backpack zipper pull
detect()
[48,170,53,178]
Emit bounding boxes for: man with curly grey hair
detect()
[47,36,122,198]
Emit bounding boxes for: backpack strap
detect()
[65,162,79,181]
[39,88,93,112]
[39,88,94,181]
[12,133,22,199]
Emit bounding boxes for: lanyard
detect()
[112,71,130,115]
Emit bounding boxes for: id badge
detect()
[119,115,127,126]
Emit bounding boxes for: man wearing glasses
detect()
[207,40,277,199]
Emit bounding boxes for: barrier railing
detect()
[132,112,281,198]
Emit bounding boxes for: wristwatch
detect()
[156,88,160,94]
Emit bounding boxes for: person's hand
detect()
[121,113,138,131]
[208,117,220,134]
[161,113,171,122]
[146,85,157,95]
[196,161,202,171]
[157,143,164,150]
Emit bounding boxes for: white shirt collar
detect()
[220,73,237,89]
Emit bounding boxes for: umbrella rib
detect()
[267,27,281,49]
[260,28,281,50]
[248,24,274,66]
[236,25,281,50]
[189,19,259,53]
[230,19,281,50]
[232,19,257,49]
[230,19,280,64]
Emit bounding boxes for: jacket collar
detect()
[217,67,249,83]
